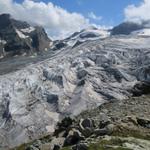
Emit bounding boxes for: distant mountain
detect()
[111,22,144,35]
[0,14,52,58]
[51,26,110,50]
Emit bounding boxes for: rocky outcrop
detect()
[137,117,150,128]
[0,14,52,58]
[111,22,143,35]
[132,82,150,96]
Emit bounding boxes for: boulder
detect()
[50,137,65,150]
[46,94,59,105]
[132,82,150,96]
[79,118,94,129]
[106,124,114,134]
[137,117,150,128]
[77,70,88,79]
[79,118,95,137]
[55,117,74,137]
[26,145,39,150]
[94,124,114,136]
[94,128,108,136]
[64,129,84,146]
[98,113,111,129]
[53,145,61,150]
[43,70,63,87]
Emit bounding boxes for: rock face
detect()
[1,20,150,149]
[0,14,52,58]
[111,22,144,35]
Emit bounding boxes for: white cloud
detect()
[88,12,102,21]
[0,0,90,39]
[125,0,150,23]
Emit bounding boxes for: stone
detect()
[79,118,94,130]
[64,129,84,146]
[43,70,63,87]
[98,113,111,129]
[26,145,39,150]
[80,128,93,138]
[46,94,59,105]
[58,117,73,129]
[55,117,74,137]
[94,128,108,136]
[77,80,85,86]
[132,82,150,96]
[53,145,60,150]
[77,70,88,79]
[50,137,65,150]
[79,118,95,137]
[94,124,114,136]
[32,140,42,148]
[136,117,150,128]
[106,124,114,134]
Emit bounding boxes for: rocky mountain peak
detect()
[111,21,143,35]
[0,13,52,59]
[111,21,150,36]
[0,13,30,29]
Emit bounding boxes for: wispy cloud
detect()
[88,12,102,21]
[0,0,90,39]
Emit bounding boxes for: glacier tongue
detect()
[0,34,150,149]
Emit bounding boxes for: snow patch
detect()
[65,28,110,47]
[15,29,29,39]
[82,29,110,38]
[20,27,35,33]
[0,40,7,44]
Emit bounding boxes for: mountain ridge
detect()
[0,14,52,59]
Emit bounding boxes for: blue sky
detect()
[15,0,141,26]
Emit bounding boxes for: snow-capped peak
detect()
[63,27,110,47]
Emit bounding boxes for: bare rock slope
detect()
[0,14,52,59]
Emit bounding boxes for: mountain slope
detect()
[0,14,52,59]
[111,22,143,35]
